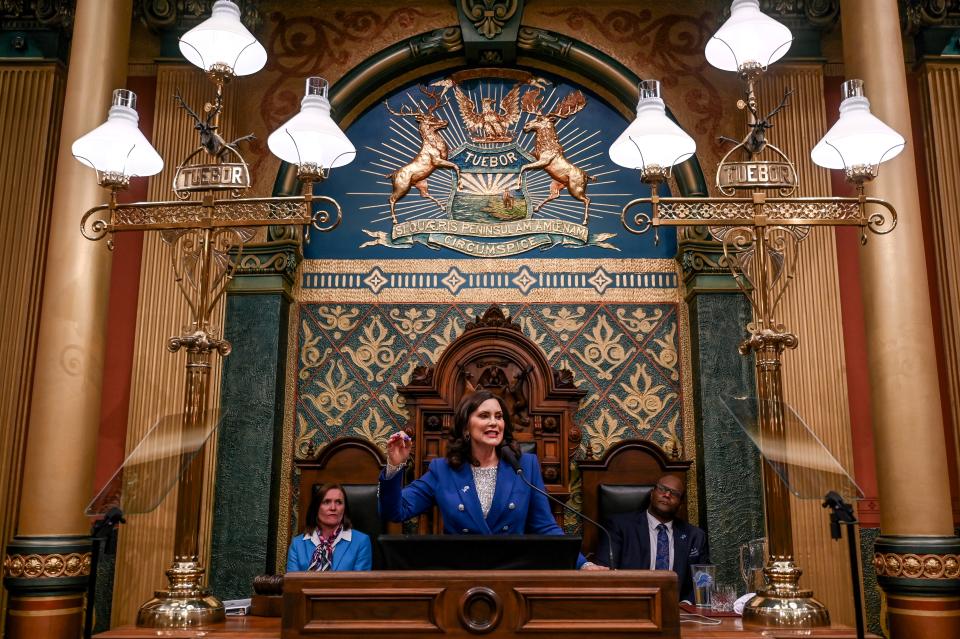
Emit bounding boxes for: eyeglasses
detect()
[655,483,684,499]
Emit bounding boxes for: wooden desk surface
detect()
[96,616,279,638]
[680,616,876,638]
[99,616,875,638]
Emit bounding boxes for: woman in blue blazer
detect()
[380,390,596,569]
[287,483,372,572]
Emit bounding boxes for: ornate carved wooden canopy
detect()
[398,305,586,531]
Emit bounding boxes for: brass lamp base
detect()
[741,558,831,628]
[135,559,225,628]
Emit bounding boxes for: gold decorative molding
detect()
[874,552,960,580]
[3,552,91,579]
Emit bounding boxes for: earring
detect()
[464,434,470,442]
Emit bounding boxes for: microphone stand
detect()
[85,507,125,639]
[822,491,864,639]
[502,449,616,569]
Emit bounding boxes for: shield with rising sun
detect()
[449,142,535,223]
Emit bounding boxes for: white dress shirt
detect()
[646,511,674,570]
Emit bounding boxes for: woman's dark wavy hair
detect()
[446,389,521,470]
[304,482,352,534]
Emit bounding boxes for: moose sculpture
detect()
[384,85,461,224]
[517,89,595,225]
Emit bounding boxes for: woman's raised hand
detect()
[386,431,413,466]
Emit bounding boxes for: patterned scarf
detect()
[307,525,342,572]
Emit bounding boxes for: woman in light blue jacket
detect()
[287,483,372,572]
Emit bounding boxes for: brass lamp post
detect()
[71,0,355,628]
[612,0,905,629]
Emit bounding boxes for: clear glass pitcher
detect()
[739,537,767,594]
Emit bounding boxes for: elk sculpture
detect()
[385,85,461,224]
[174,89,254,159]
[517,89,595,224]
[719,87,794,155]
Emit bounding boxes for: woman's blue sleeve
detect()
[379,459,441,522]
[354,533,373,571]
[286,540,303,572]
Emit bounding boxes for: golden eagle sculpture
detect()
[431,78,545,143]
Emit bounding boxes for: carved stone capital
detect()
[133,0,261,34]
[0,0,74,30]
[677,227,741,295]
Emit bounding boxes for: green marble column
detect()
[208,240,298,599]
[681,228,765,591]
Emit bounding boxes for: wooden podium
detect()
[282,570,679,638]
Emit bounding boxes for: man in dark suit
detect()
[594,474,709,602]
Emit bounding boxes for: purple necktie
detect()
[655,524,670,570]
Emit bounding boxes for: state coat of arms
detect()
[351,70,622,257]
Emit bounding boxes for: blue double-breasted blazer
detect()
[286,528,372,572]
[379,452,586,567]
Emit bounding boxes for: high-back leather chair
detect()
[579,439,691,558]
[296,438,399,570]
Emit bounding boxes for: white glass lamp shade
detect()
[609,81,696,170]
[267,77,356,170]
[72,89,163,178]
[178,0,267,76]
[811,80,905,170]
[705,0,793,72]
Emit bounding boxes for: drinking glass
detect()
[690,564,716,608]
[738,537,766,593]
[712,584,737,612]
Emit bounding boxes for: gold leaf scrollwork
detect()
[541,306,587,341]
[389,307,437,340]
[316,305,361,339]
[353,408,393,451]
[417,315,463,363]
[301,360,364,426]
[570,315,634,380]
[518,316,560,360]
[611,363,678,428]
[342,316,400,382]
[299,323,329,379]
[655,414,683,459]
[615,307,663,335]
[295,413,318,459]
[648,324,679,381]
[584,408,628,458]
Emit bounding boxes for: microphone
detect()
[500,446,617,569]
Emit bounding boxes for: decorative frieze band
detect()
[3,552,91,580]
[874,552,960,580]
